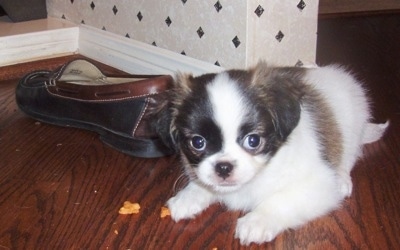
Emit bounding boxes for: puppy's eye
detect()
[243,134,261,150]
[190,135,206,151]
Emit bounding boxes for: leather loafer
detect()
[16,59,175,158]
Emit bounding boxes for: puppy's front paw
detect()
[235,212,281,245]
[167,196,205,221]
[167,183,214,222]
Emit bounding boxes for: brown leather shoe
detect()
[16,59,175,158]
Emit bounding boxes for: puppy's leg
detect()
[235,208,282,245]
[235,180,341,245]
[338,122,389,197]
[336,122,388,198]
[167,182,215,221]
[336,167,355,198]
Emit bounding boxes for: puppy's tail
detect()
[362,121,389,144]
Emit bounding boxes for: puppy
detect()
[154,62,388,245]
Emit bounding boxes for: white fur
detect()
[167,65,387,245]
[200,73,266,192]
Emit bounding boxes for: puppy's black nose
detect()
[215,162,233,179]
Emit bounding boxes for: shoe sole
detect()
[19,107,175,158]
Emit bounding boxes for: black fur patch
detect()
[175,75,223,165]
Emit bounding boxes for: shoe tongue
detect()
[60,60,105,80]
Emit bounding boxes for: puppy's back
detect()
[303,66,371,172]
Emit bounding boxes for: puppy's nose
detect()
[215,162,233,179]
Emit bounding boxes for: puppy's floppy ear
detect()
[174,72,194,96]
[251,61,304,141]
[148,72,194,151]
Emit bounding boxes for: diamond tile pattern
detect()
[232,36,241,48]
[197,27,204,38]
[297,0,306,10]
[214,1,222,13]
[165,16,172,27]
[295,60,304,67]
[137,12,143,21]
[275,31,284,42]
[255,5,264,17]
[112,5,118,15]
[51,1,317,68]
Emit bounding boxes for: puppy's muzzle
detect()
[215,162,234,179]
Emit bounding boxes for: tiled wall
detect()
[47,0,318,69]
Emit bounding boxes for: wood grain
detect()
[319,0,400,15]
[0,14,399,249]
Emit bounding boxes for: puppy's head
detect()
[156,62,305,192]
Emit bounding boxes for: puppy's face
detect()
[166,63,303,193]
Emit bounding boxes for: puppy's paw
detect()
[167,184,213,222]
[235,212,281,245]
[337,172,353,198]
[167,196,205,221]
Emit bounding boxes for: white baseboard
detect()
[0,18,221,75]
[0,18,79,66]
[79,25,222,75]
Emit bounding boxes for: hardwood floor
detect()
[1,14,399,249]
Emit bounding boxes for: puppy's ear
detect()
[174,72,194,96]
[251,62,304,141]
[148,72,194,151]
[267,82,302,141]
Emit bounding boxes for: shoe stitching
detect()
[132,97,150,137]
[44,89,160,102]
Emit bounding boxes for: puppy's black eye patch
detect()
[179,118,223,164]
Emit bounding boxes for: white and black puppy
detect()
[154,62,388,245]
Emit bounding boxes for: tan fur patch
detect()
[169,73,195,140]
[251,62,343,167]
[302,87,343,168]
[174,73,193,96]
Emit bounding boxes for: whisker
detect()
[171,163,199,195]
[173,173,190,194]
